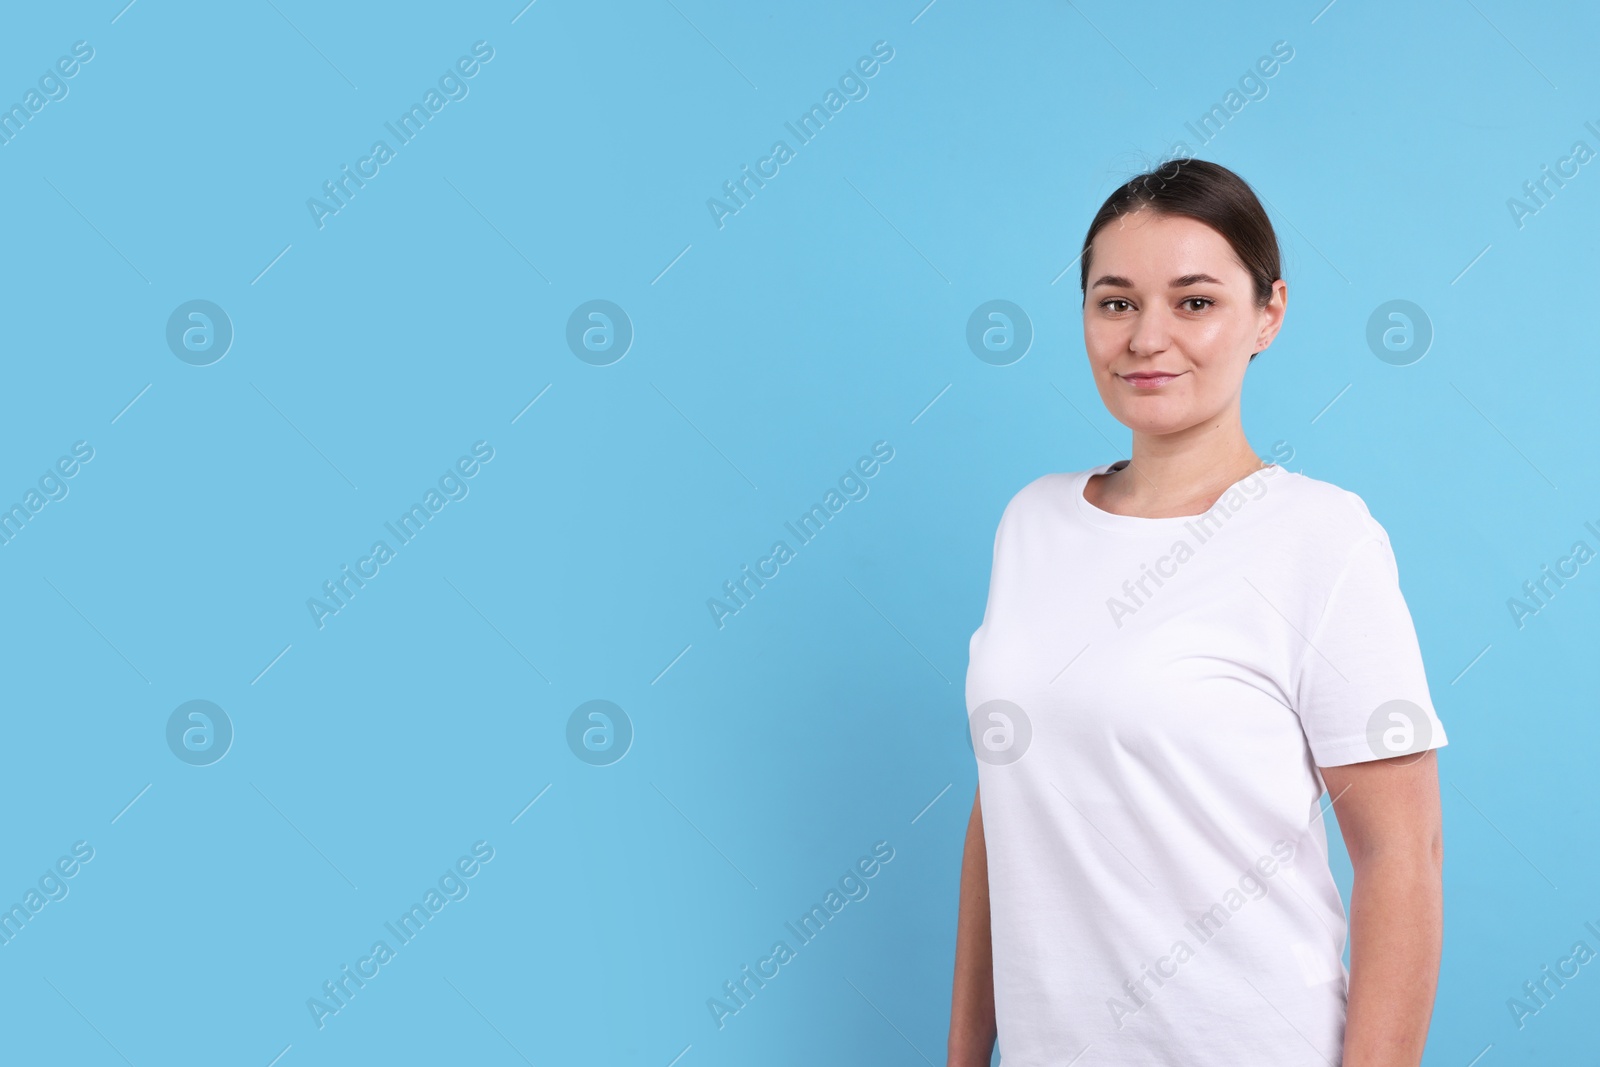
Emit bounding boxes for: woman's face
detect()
[1082,208,1285,437]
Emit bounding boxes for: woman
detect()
[949,158,1447,1066]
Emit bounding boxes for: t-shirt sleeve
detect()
[1291,533,1449,768]
[973,489,1021,631]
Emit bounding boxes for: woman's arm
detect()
[1318,748,1445,1067]
[948,784,997,1067]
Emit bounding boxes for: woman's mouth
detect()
[1119,371,1183,389]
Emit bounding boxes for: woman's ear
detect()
[1254,279,1288,354]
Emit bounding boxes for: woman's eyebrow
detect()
[1089,272,1224,289]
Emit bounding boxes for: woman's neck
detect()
[1091,435,1267,519]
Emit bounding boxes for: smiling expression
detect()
[1083,208,1286,436]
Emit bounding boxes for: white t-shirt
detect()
[965,459,1448,1066]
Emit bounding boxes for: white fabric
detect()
[965,460,1448,1066]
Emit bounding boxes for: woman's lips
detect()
[1119,372,1182,389]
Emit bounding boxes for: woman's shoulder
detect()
[999,467,1098,516]
[973,470,1088,547]
[1267,466,1393,548]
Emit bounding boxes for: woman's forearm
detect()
[1341,849,1444,1066]
[948,786,997,1067]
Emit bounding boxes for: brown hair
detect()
[1080,158,1282,361]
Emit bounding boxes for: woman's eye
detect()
[1101,299,1131,313]
[1181,297,1213,312]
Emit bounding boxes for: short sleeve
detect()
[973,490,1019,632]
[1291,534,1449,767]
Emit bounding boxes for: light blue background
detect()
[1,1,1595,1064]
